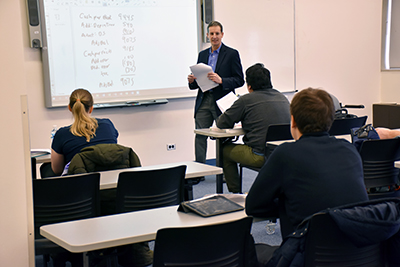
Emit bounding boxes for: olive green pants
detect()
[223,143,265,193]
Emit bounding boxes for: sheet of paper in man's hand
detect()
[190,63,219,92]
[216,91,239,113]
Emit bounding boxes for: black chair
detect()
[33,173,100,267]
[304,213,383,266]
[39,162,57,178]
[328,115,367,136]
[152,217,254,267]
[358,138,400,199]
[31,157,37,179]
[238,123,292,193]
[113,165,186,266]
[115,165,186,213]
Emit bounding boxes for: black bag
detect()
[351,124,380,151]
[335,108,358,119]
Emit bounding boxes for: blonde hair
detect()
[69,89,98,142]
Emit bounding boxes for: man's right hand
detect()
[188,74,196,84]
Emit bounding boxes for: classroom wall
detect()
[0,1,33,266]
[381,71,400,103]
[25,0,383,166]
[0,0,384,266]
[295,0,382,120]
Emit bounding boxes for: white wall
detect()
[381,71,400,102]
[1,0,385,266]
[24,0,383,165]
[0,1,33,266]
[295,0,382,121]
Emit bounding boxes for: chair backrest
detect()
[358,138,400,198]
[265,123,292,142]
[153,217,253,267]
[304,212,383,266]
[31,157,37,179]
[328,115,367,136]
[39,162,57,178]
[33,173,100,239]
[115,165,186,213]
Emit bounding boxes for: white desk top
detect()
[98,161,222,190]
[194,128,245,138]
[34,153,51,164]
[40,195,248,253]
[267,134,352,146]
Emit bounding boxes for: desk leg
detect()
[83,252,89,267]
[216,138,223,193]
[184,181,194,200]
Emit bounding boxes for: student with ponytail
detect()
[51,88,118,175]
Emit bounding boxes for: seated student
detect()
[216,63,290,193]
[51,88,119,175]
[245,88,369,264]
[50,89,152,267]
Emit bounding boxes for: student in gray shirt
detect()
[216,63,290,193]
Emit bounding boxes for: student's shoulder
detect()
[55,125,71,135]
[96,118,116,127]
[96,118,112,123]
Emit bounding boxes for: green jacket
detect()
[67,143,141,175]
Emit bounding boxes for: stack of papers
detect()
[190,63,219,92]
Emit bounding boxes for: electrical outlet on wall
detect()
[167,144,176,151]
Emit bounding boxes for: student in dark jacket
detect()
[246,88,369,264]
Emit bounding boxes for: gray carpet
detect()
[35,167,282,266]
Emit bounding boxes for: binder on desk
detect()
[178,194,244,217]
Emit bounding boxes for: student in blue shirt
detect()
[51,88,118,175]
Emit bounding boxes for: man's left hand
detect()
[207,72,222,84]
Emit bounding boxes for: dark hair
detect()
[207,21,223,33]
[290,88,334,134]
[245,63,273,90]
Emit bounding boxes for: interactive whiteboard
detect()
[39,0,200,108]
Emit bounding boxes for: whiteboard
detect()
[214,0,295,93]
[39,0,200,108]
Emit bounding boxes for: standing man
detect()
[188,21,244,165]
[216,63,291,193]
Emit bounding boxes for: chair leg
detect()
[43,254,49,267]
[239,165,243,194]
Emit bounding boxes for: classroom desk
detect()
[194,128,245,193]
[266,134,352,146]
[56,161,222,200]
[40,195,248,266]
[35,153,51,164]
[394,161,400,169]
[96,161,222,190]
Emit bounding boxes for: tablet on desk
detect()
[178,194,244,217]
